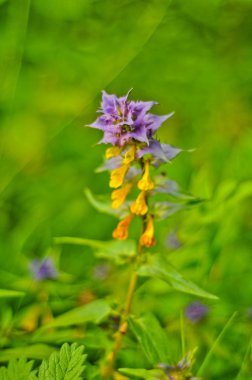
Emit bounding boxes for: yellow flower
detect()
[111,183,132,209]
[109,164,129,188]
[138,160,154,191]
[105,146,121,159]
[140,216,156,247]
[123,146,136,164]
[130,191,148,215]
[112,215,133,240]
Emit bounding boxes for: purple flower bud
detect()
[29,257,58,281]
[185,302,209,323]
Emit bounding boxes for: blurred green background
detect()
[0,0,252,378]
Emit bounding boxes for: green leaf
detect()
[54,236,136,264]
[0,358,36,380]
[84,188,128,218]
[129,313,170,365]
[119,368,163,379]
[38,343,86,380]
[0,289,25,298]
[152,196,204,221]
[0,345,55,362]
[137,253,218,300]
[42,299,111,328]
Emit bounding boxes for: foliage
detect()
[0,0,251,379]
[0,343,86,380]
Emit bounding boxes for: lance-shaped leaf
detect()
[137,253,218,300]
[54,236,136,264]
[41,299,111,329]
[152,198,204,221]
[129,313,171,365]
[85,188,129,218]
[0,345,55,362]
[0,289,25,299]
[119,368,163,379]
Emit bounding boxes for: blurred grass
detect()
[0,0,252,378]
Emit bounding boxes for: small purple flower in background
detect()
[185,302,209,323]
[29,257,58,281]
[247,307,252,319]
[88,90,173,147]
[166,230,181,250]
[93,264,110,280]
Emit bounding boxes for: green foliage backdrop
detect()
[0,0,252,379]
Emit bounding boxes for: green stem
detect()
[103,243,144,380]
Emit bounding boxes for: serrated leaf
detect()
[38,343,86,380]
[0,289,25,298]
[43,299,111,328]
[0,345,55,362]
[129,313,170,365]
[0,358,36,380]
[54,236,136,264]
[119,368,163,379]
[137,253,218,300]
[84,188,128,218]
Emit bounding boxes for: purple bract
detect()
[88,90,173,147]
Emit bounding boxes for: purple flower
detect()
[185,302,209,323]
[29,257,58,281]
[87,90,173,147]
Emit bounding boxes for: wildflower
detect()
[29,257,57,281]
[111,184,132,209]
[137,160,154,191]
[112,215,133,240]
[130,191,148,215]
[105,146,121,159]
[109,164,129,188]
[140,216,156,247]
[123,146,136,164]
[87,90,173,147]
[185,302,209,323]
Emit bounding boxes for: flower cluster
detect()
[88,90,182,248]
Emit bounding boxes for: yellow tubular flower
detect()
[130,191,148,215]
[112,215,133,240]
[140,216,156,248]
[109,164,129,188]
[137,160,154,191]
[123,146,136,164]
[105,146,121,159]
[111,183,132,209]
